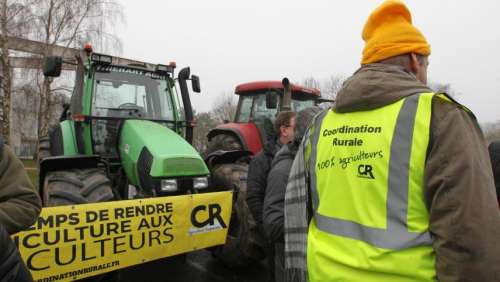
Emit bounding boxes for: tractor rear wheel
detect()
[210,163,266,268]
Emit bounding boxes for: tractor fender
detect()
[205,149,252,168]
[207,123,263,156]
[38,155,102,203]
[47,124,64,156]
[48,121,79,156]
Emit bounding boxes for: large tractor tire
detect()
[43,169,117,282]
[43,169,114,206]
[210,163,266,268]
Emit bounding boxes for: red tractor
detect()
[204,78,326,267]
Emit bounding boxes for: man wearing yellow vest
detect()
[283,1,500,281]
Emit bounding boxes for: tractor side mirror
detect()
[266,92,278,109]
[43,56,63,77]
[191,75,201,93]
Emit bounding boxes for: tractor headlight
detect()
[161,179,178,192]
[193,177,209,189]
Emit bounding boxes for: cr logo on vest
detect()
[358,164,375,179]
[189,204,227,235]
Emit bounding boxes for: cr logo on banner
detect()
[190,204,227,229]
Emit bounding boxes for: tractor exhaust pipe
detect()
[281,77,292,111]
[178,67,194,144]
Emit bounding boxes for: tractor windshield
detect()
[92,69,175,121]
[91,68,178,157]
[236,93,317,123]
[291,98,315,112]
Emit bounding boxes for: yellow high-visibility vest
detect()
[306,93,440,282]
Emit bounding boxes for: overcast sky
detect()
[116,0,500,123]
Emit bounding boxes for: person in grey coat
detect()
[263,107,321,282]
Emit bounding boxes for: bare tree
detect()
[301,75,345,101]
[27,0,123,137]
[0,0,123,146]
[429,81,458,97]
[193,111,218,152]
[301,76,321,90]
[11,82,39,155]
[322,75,345,100]
[483,121,500,143]
[0,0,36,143]
[212,91,237,124]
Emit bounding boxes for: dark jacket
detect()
[0,224,33,282]
[263,144,297,243]
[489,141,500,202]
[246,140,280,226]
[264,143,298,282]
[0,143,41,234]
[333,63,500,281]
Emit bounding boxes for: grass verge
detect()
[21,159,38,188]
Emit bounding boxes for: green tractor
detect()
[37,45,210,207]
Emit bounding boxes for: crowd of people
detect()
[246,1,500,282]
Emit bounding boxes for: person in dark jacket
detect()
[489,141,500,204]
[246,111,296,228]
[0,224,33,282]
[0,138,41,235]
[246,111,295,281]
[263,107,320,282]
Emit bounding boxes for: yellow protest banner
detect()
[12,191,232,282]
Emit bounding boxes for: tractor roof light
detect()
[73,113,85,122]
[169,61,176,68]
[83,43,93,53]
[156,64,174,75]
[90,53,112,65]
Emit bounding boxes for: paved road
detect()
[120,250,270,282]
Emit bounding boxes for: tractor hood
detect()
[119,120,209,186]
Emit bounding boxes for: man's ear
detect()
[278,125,284,137]
[280,125,288,137]
[409,53,419,74]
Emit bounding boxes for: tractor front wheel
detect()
[43,168,117,281]
[43,168,114,206]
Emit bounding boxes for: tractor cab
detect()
[89,63,185,158]
[234,81,320,122]
[234,81,320,143]
[206,80,321,159]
